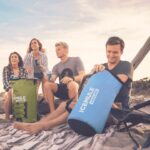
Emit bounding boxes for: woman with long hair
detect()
[3,52,27,120]
[24,38,49,94]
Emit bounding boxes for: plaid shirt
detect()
[2,66,27,91]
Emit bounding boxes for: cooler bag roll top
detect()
[10,79,37,122]
[68,70,123,136]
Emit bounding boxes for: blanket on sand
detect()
[0,122,150,150]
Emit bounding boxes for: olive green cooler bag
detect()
[10,79,37,122]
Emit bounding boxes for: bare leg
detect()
[41,76,48,99]
[16,111,69,135]
[40,101,66,122]
[34,111,69,134]
[44,81,58,112]
[67,81,79,102]
[36,80,41,95]
[14,101,67,129]
[3,89,12,120]
[14,81,79,133]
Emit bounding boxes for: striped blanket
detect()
[0,122,149,150]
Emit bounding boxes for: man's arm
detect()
[61,57,85,84]
[90,63,131,83]
[117,61,133,82]
[114,62,133,108]
[49,74,57,82]
[61,71,85,85]
[50,64,59,82]
[74,57,85,83]
[74,71,85,83]
[117,74,129,83]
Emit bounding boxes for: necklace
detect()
[12,67,20,76]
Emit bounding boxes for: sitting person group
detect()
[2,36,133,135]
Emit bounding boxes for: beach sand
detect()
[0,94,150,150]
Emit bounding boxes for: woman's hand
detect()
[25,65,32,74]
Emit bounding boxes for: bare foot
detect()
[14,122,31,130]
[25,123,43,135]
[14,122,43,135]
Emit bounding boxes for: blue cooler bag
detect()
[68,70,123,136]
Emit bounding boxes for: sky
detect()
[0,0,150,92]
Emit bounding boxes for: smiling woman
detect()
[24,38,49,95]
[2,52,27,120]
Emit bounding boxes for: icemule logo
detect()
[13,96,26,103]
[79,88,99,113]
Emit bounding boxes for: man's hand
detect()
[90,64,105,74]
[49,74,57,82]
[112,103,122,109]
[69,101,76,109]
[61,76,73,84]
[117,74,129,83]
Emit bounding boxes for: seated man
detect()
[44,41,85,112]
[91,36,133,109]
[14,36,133,134]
